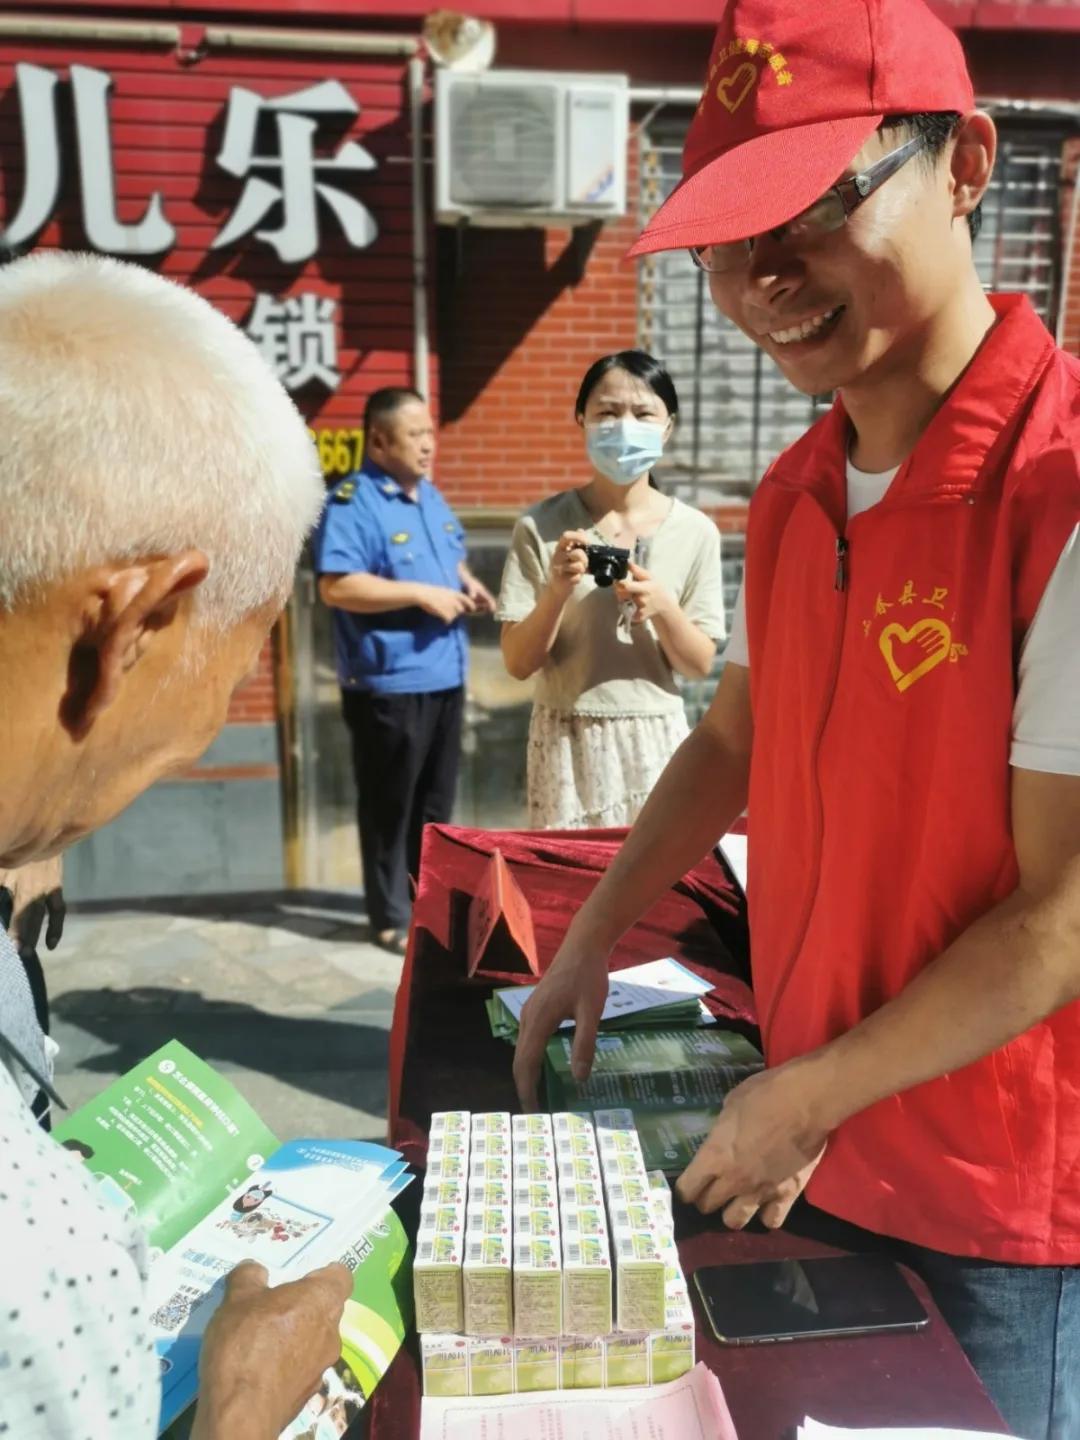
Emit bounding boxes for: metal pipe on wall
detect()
[410,54,431,400]
[0,14,179,43]
[203,25,419,57]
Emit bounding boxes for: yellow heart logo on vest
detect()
[879,619,952,693]
[717,62,758,113]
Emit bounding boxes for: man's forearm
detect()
[319,573,422,615]
[810,859,1080,1131]
[573,708,751,952]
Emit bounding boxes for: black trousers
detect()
[341,686,464,932]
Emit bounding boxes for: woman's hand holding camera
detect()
[615,562,676,625]
[547,530,591,602]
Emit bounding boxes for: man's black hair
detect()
[880,112,983,241]
[363,386,425,437]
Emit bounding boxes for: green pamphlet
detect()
[544,1027,763,1173]
[55,1040,414,1437]
[54,1040,279,1253]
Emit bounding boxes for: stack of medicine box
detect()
[417,1109,695,1396]
[414,1112,470,1334]
[553,1111,613,1388]
[595,1108,695,1384]
[463,1112,513,1338]
[510,1113,561,1391]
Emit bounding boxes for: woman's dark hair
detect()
[574,350,679,422]
[575,350,678,489]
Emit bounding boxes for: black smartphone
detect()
[692,1253,930,1346]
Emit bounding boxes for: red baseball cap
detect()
[629,0,974,257]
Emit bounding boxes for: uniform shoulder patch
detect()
[332,480,357,504]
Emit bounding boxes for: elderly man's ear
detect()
[61,550,210,739]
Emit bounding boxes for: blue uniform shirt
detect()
[314,459,469,695]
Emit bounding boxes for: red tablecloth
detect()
[387,822,756,1162]
[370,825,1005,1440]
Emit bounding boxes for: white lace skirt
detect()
[526,703,690,830]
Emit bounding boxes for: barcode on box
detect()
[467,1243,484,1263]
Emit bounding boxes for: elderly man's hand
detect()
[192,1260,352,1440]
[0,856,66,956]
[675,1060,831,1230]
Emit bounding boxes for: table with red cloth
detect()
[364,824,1006,1440]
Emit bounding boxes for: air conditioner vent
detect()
[448,81,559,208]
[435,69,628,226]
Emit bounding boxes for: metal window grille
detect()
[973,129,1063,322]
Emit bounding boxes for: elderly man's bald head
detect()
[0,253,325,865]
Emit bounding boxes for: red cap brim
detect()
[629,113,884,257]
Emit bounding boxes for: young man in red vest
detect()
[514,1,1080,1432]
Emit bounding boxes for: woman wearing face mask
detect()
[497,350,726,830]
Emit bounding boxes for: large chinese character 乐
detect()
[212,80,378,264]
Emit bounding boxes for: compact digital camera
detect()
[573,542,631,588]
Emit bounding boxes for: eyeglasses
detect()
[689,133,928,275]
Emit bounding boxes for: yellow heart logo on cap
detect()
[879,619,952,693]
[717,62,758,113]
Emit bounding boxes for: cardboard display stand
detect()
[466,848,540,978]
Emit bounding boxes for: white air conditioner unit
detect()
[434,68,628,226]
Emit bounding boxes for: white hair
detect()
[0,251,324,626]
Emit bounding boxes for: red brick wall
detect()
[1057,140,1080,358]
[227,638,277,725]
[435,151,640,509]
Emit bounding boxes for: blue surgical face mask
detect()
[586,417,666,485]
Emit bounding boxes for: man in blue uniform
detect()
[316,387,495,952]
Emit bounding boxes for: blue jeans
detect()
[901,1243,1080,1440]
[791,1203,1080,1439]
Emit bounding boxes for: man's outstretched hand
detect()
[513,930,610,1111]
[192,1260,352,1440]
[676,1060,831,1230]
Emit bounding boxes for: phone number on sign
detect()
[308,427,363,478]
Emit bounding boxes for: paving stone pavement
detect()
[46,889,403,1144]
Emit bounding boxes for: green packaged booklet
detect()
[544,1027,763,1173]
[54,1040,414,1438]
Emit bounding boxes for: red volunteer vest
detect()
[745,295,1080,1262]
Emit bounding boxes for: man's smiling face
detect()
[706,125,968,398]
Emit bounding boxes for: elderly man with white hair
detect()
[0,252,352,1439]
